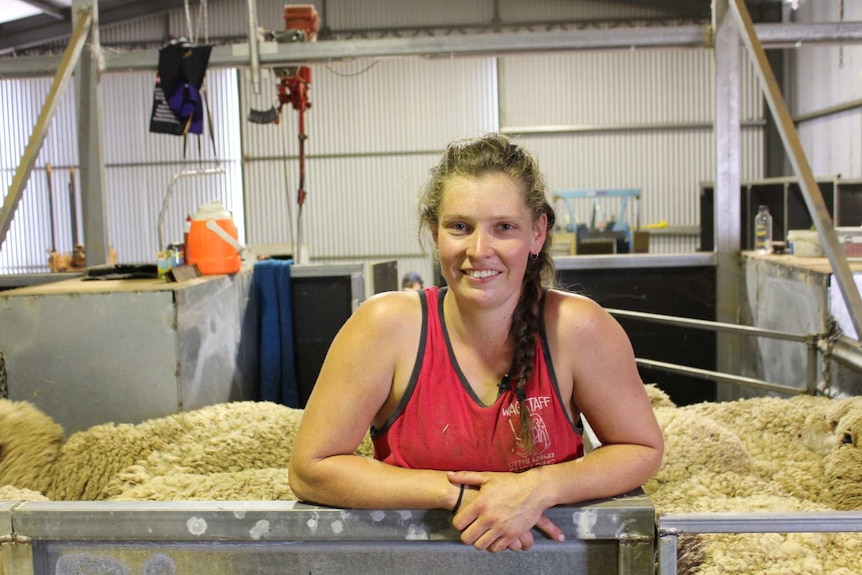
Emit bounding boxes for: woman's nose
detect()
[467,229,494,257]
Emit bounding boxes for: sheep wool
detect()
[108,468,297,501]
[99,401,373,501]
[646,393,862,575]
[0,484,49,502]
[0,398,63,496]
[4,392,862,573]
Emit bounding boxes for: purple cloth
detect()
[167,83,203,134]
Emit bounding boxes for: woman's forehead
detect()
[440,173,526,207]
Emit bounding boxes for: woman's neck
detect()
[442,288,515,354]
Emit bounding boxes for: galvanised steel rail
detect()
[606,307,821,395]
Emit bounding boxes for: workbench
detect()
[0,266,258,436]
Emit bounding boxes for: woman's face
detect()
[432,172,547,309]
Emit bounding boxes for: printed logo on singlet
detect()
[502,396,556,470]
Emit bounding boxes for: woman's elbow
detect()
[288,458,315,501]
[644,433,665,477]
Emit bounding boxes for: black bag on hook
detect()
[149,39,213,136]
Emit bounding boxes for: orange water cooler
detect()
[187,200,242,275]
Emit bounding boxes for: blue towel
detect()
[254,259,299,407]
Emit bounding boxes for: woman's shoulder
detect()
[352,289,425,332]
[543,288,617,335]
[545,288,604,314]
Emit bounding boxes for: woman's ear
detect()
[532,213,548,253]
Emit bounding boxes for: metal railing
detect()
[607,308,823,396]
[658,512,862,575]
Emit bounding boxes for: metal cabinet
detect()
[0,268,258,435]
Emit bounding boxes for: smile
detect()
[464,269,500,279]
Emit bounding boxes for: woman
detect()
[289,133,663,553]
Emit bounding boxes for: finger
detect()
[447,470,488,487]
[463,519,501,551]
[507,538,524,552]
[535,513,565,542]
[519,531,535,551]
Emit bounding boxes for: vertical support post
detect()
[657,532,679,575]
[617,536,654,575]
[2,541,36,575]
[246,0,261,94]
[713,0,743,401]
[73,0,111,266]
[806,337,819,395]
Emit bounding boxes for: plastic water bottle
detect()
[754,205,773,254]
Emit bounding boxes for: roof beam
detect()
[0,0,186,54]
[3,21,862,78]
[18,0,65,20]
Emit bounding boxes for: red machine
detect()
[283,4,319,41]
[276,5,319,255]
[275,4,318,121]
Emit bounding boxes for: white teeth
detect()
[466,270,497,278]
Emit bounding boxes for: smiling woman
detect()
[288,133,664,554]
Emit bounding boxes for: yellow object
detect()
[641,220,669,230]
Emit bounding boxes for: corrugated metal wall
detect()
[240,56,498,282]
[2,0,769,281]
[501,47,765,252]
[793,0,862,178]
[0,68,242,271]
[0,76,79,272]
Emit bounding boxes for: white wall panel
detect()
[798,111,862,179]
[499,0,679,23]
[500,45,765,253]
[241,57,498,158]
[1,68,242,272]
[241,56,498,259]
[326,0,490,29]
[791,0,862,179]
[501,47,762,128]
[0,76,78,272]
[100,14,169,45]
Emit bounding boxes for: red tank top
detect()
[372,286,584,473]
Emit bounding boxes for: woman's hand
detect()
[448,470,564,552]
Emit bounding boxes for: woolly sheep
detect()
[646,393,862,575]
[0,398,63,496]
[0,399,374,502]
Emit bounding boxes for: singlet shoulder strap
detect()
[370,288,430,437]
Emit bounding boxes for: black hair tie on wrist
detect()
[452,484,466,514]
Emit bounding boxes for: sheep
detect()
[0,398,63,496]
[0,398,374,502]
[646,393,862,575]
[823,408,862,511]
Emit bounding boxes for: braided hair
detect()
[418,133,557,452]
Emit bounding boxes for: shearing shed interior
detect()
[2,0,862,573]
